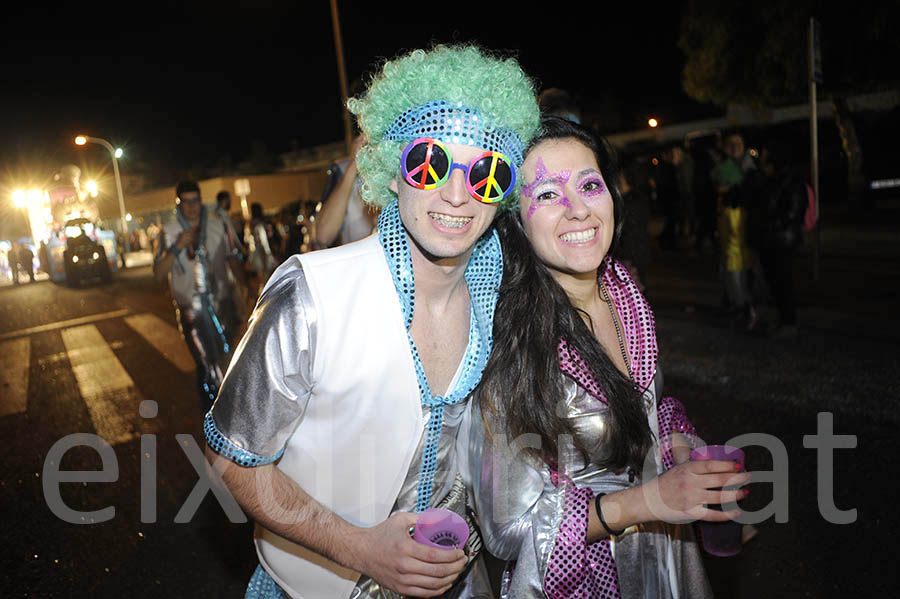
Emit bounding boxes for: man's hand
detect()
[351,512,467,598]
[350,134,367,162]
[175,227,199,250]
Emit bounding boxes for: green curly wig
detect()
[347,44,540,211]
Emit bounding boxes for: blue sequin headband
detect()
[384,100,526,166]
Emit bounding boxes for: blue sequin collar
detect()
[377,200,502,511]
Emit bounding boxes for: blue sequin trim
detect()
[377,200,502,512]
[244,564,288,599]
[203,412,284,467]
[384,100,526,166]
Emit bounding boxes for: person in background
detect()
[213,189,251,340]
[654,146,681,251]
[689,137,720,254]
[246,202,277,300]
[137,227,149,251]
[712,134,756,330]
[152,181,235,409]
[115,232,127,268]
[38,241,50,276]
[8,242,19,284]
[18,243,35,283]
[614,167,651,292]
[278,204,305,257]
[748,143,807,338]
[672,145,696,247]
[314,133,379,248]
[538,87,583,124]
[314,77,380,250]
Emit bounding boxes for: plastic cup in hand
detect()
[412,508,469,550]
[690,444,745,557]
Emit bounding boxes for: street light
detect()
[75,135,129,251]
[648,118,659,128]
[12,189,27,208]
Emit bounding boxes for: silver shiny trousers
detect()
[176,299,232,410]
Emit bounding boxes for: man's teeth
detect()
[430,213,472,228]
[560,228,597,243]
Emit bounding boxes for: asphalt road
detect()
[2,206,898,597]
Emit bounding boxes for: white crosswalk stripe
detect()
[60,324,143,445]
[6,312,194,443]
[0,337,31,417]
[124,313,195,373]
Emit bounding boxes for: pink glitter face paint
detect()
[523,158,572,220]
[575,170,607,203]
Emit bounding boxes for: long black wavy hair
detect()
[479,116,653,472]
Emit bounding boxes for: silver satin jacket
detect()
[461,260,713,599]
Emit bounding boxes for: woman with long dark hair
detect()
[465,116,748,598]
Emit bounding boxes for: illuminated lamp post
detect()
[75,135,129,252]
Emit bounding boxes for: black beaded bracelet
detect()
[595,493,626,537]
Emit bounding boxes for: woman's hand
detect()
[592,459,749,538]
[638,459,749,523]
[670,432,693,466]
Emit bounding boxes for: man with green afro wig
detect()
[205,43,539,599]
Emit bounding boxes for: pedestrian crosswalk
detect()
[60,324,144,445]
[124,313,194,373]
[0,311,201,444]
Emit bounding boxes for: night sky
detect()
[2,1,698,186]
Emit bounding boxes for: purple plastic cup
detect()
[690,444,745,557]
[412,508,469,550]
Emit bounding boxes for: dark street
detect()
[2,205,898,598]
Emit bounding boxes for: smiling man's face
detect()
[395,142,499,266]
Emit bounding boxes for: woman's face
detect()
[518,138,614,278]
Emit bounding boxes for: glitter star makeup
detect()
[523,158,572,220]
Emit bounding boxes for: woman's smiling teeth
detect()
[559,227,597,243]
[429,212,473,228]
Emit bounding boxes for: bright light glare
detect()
[72,255,79,263]
[28,189,43,204]
[125,213,133,222]
[86,180,99,197]
[75,136,87,146]
[114,148,123,159]
[12,189,26,208]
[648,118,659,128]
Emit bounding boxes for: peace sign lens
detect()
[400,137,516,204]
[466,151,515,203]
[402,138,451,189]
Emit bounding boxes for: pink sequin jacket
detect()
[463,260,713,599]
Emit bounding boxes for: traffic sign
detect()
[810,18,824,84]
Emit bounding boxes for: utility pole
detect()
[809,17,823,281]
[330,0,354,156]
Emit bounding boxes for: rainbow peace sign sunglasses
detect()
[400,137,517,204]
